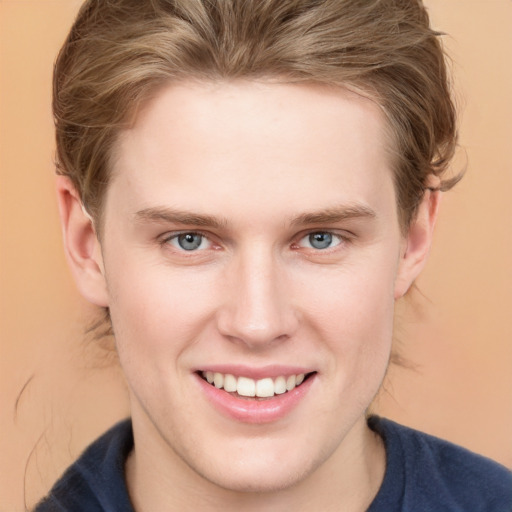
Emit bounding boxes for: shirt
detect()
[35,416,512,511]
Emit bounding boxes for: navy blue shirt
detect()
[35,417,512,511]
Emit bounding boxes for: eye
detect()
[298,231,343,250]
[166,232,211,251]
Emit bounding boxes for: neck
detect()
[125,413,385,512]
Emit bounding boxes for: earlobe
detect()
[56,176,109,307]
[394,185,441,299]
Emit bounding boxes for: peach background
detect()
[1,0,511,510]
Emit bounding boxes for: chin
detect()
[203,466,310,494]
[186,446,322,495]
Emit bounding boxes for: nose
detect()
[216,248,298,349]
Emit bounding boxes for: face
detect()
[68,81,432,495]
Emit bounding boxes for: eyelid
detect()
[293,229,351,250]
[158,228,352,254]
[160,230,215,250]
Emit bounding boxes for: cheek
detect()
[104,254,220,360]
[298,256,397,335]
[296,258,397,387]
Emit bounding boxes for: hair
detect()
[53,0,459,342]
[54,0,459,234]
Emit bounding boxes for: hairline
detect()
[91,76,407,239]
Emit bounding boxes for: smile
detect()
[201,371,309,399]
[196,368,316,423]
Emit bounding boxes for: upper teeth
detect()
[203,371,306,398]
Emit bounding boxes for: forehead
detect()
[107,80,396,226]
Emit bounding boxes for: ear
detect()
[394,185,441,299]
[56,176,109,307]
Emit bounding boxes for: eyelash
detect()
[159,230,351,254]
[294,231,346,251]
[160,231,215,252]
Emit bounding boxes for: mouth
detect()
[198,371,316,400]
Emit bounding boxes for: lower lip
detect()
[195,373,315,424]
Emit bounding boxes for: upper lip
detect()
[194,364,315,380]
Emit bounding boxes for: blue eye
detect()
[309,232,332,249]
[299,232,342,250]
[169,233,209,251]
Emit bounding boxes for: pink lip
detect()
[194,370,316,424]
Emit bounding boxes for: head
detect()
[54,0,458,501]
[54,0,457,232]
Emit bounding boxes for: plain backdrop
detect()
[1,0,511,510]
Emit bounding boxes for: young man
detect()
[36,0,511,510]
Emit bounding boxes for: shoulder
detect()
[368,416,512,512]
[34,419,134,512]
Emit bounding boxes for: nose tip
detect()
[216,257,298,349]
[221,324,291,350]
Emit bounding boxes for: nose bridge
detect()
[218,244,296,347]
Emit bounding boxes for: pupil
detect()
[310,232,332,249]
[178,233,202,250]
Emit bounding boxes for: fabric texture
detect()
[34,416,512,511]
[35,420,135,512]
[366,417,512,512]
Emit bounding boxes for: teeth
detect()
[237,376,256,397]
[274,376,287,395]
[256,378,274,398]
[202,371,307,397]
[223,374,237,392]
[213,372,224,388]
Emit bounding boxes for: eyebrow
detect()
[135,203,376,230]
[134,207,228,229]
[290,204,377,226]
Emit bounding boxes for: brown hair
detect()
[54,0,459,232]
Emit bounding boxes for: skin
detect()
[57,81,439,511]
